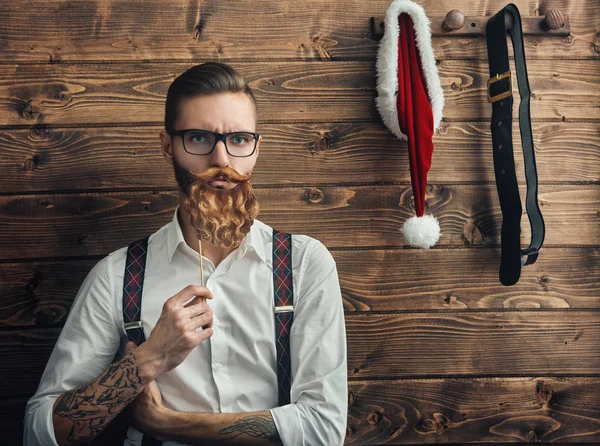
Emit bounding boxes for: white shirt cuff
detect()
[270,405,304,446]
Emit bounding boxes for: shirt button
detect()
[213,314,219,327]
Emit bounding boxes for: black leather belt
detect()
[485,4,545,286]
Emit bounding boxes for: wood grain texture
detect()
[3,311,599,398]
[1,248,598,328]
[1,60,598,127]
[2,121,598,194]
[0,0,598,62]
[345,312,600,379]
[346,378,600,444]
[10,378,600,445]
[0,185,598,259]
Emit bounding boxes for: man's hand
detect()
[136,284,214,376]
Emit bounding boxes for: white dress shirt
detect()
[23,207,348,446]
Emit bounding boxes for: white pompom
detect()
[402,214,441,249]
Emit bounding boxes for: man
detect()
[24,62,348,445]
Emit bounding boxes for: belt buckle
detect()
[487,71,512,103]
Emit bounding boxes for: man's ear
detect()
[160,130,174,166]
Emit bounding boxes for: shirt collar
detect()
[166,206,268,265]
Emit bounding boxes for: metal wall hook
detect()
[370,17,385,41]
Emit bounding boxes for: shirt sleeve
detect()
[23,254,122,446]
[270,240,348,446]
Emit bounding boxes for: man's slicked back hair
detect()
[165,62,257,133]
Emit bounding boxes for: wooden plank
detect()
[1,60,598,127]
[346,378,600,444]
[9,378,600,444]
[0,0,597,62]
[345,311,600,379]
[0,184,598,260]
[1,248,598,328]
[3,312,599,397]
[2,121,598,194]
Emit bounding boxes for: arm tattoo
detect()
[218,414,282,444]
[54,352,143,444]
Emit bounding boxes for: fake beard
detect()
[177,164,260,249]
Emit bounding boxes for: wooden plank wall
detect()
[1,0,599,444]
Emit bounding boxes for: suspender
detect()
[272,231,294,406]
[123,236,150,345]
[122,230,294,404]
[485,4,545,286]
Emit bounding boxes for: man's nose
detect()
[209,139,230,167]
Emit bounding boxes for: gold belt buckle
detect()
[487,71,512,103]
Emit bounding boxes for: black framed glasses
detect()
[170,129,260,158]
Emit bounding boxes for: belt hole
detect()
[498,121,503,126]
[498,144,503,150]
[501,169,506,174]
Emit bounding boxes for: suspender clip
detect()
[124,321,143,331]
[274,305,294,314]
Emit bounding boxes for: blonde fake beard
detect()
[181,166,260,249]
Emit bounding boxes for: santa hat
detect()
[375,0,444,249]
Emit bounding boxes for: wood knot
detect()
[23,156,39,172]
[29,125,50,140]
[17,100,41,121]
[56,91,71,102]
[366,410,383,425]
[24,271,44,298]
[312,135,331,152]
[536,381,553,405]
[417,413,449,433]
[462,218,484,246]
[306,188,324,204]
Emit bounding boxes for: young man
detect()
[24,62,348,446]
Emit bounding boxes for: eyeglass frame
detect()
[169,129,261,158]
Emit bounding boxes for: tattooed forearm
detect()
[218,414,282,444]
[53,352,144,444]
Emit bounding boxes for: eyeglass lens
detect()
[183,131,256,156]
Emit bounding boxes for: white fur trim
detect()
[375,0,444,140]
[402,214,441,248]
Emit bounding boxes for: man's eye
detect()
[191,136,205,143]
[233,135,248,144]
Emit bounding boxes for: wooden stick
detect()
[198,237,205,287]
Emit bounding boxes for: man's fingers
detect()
[168,285,213,308]
[188,311,213,331]
[191,327,214,344]
[125,341,137,354]
[184,301,212,319]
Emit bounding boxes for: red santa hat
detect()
[376,0,444,249]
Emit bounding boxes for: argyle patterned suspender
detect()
[123,236,150,345]
[122,230,294,407]
[272,230,294,406]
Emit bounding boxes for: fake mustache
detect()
[189,166,252,184]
